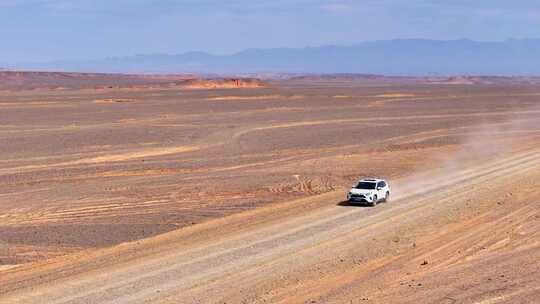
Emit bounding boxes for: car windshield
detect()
[355,182,376,190]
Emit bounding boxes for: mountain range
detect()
[5,39,540,75]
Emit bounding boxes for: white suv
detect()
[347,178,390,206]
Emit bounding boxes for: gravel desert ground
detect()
[1,75,540,303]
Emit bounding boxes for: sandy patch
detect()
[0,101,61,107]
[97,168,193,178]
[63,146,199,165]
[0,146,199,174]
[94,99,135,104]
[207,95,304,101]
[375,93,416,98]
[0,265,19,272]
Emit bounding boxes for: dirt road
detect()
[2,145,539,303]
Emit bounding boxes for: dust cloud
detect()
[390,104,540,200]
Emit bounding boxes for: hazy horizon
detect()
[4,38,540,75]
[2,0,540,63]
[5,37,540,64]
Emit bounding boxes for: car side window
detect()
[377,182,383,188]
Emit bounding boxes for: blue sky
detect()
[1,0,540,62]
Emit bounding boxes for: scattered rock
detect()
[421,260,429,266]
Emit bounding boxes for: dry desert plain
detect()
[1,74,540,303]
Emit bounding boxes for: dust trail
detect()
[390,104,540,199]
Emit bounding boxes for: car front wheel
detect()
[370,195,378,206]
[384,192,390,202]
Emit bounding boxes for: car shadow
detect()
[337,200,373,207]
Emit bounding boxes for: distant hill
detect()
[0,71,267,90]
[6,39,540,75]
